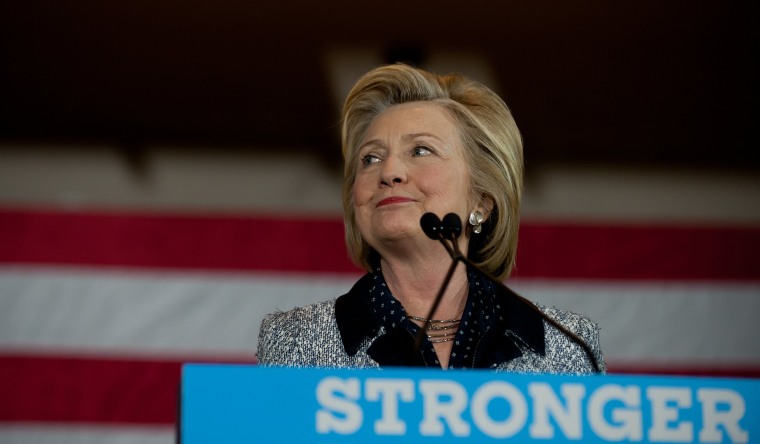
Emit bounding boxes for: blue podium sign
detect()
[180,364,759,443]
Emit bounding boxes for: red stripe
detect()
[0,354,758,424]
[0,353,255,425]
[1,207,759,280]
[0,354,181,424]
[0,208,360,274]
[514,222,760,281]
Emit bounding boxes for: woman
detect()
[257,64,605,373]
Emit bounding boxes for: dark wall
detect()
[1,1,756,168]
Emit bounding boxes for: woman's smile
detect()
[376,196,416,207]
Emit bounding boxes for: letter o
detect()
[471,381,528,438]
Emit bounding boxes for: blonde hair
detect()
[341,64,523,280]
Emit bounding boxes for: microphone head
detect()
[420,213,443,240]
[442,213,463,239]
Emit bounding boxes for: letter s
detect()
[316,377,363,434]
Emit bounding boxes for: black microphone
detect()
[420,212,443,240]
[418,212,602,373]
[420,213,455,257]
[442,213,462,240]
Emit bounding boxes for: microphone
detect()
[418,212,601,373]
[442,213,462,240]
[420,213,454,257]
[420,212,444,240]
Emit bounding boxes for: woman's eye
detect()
[412,146,432,156]
[361,154,380,166]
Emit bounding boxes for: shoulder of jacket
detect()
[537,305,599,336]
[535,304,606,374]
[261,299,337,328]
[257,299,338,366]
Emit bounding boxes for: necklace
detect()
[407,314,461,343]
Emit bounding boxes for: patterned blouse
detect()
[368,267,503,369]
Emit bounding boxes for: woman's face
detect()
[352,101,472,254]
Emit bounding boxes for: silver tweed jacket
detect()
[257,273,605,374]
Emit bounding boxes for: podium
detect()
[180,364,759,443]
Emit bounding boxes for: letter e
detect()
[646,386,693,442]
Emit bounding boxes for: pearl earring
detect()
[468,210,484,234]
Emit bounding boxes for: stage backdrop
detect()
[1,207,759,444]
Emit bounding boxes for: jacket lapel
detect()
[335,273,380,356]
[473,284,546,368]
[366,326,426,367]
[335,271,547,369]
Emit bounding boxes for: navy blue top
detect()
[367,267,502,368]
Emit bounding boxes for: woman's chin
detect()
[370,222,424,245]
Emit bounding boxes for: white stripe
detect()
[1,267,759,364]
[0,424,173,444]
[0,266,358,357]
[511,279,760,364]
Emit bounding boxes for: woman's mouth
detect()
[376,196,414,207]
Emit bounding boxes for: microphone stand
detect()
[413,213,467,352]
[412,243,464,352]
[418,213,601,374]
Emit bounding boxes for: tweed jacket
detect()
[257,273,605,374]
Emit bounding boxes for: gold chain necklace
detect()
[406,314,461,343]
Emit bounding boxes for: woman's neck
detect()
[379,252,469,321]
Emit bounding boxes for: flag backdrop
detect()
[1,207,759,443]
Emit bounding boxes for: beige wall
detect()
[2,144,759,224]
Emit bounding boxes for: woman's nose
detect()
[379,156,407,187]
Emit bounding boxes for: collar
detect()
[335,269,546,367]
[498,283,546,356]
[335,273,383,355]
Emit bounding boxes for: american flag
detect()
[1,207,759,443]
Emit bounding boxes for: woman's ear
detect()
[481,194,495,221]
